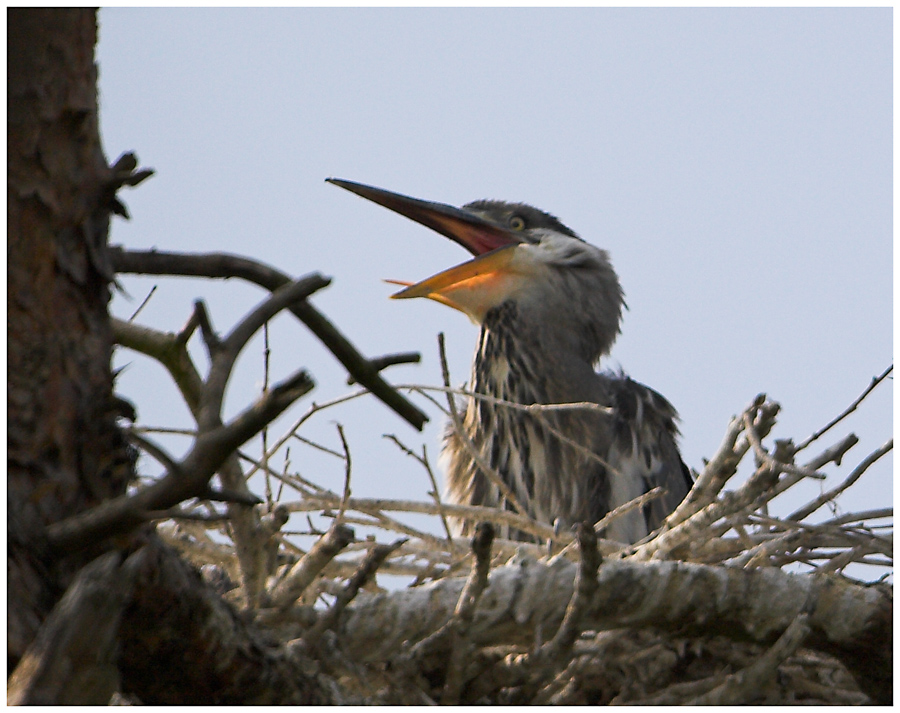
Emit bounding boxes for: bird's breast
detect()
[444,302,600,537]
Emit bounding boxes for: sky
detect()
[96,8,892,574]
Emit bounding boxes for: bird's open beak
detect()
[327,178,526,322]
[387,245,522,321]
[326,178,519,256]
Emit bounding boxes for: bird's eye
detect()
[508,215,526,231]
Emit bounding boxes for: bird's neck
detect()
[471,301,596,406]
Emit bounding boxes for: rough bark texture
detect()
[116,539,331,705]
[7,7,133,668]
[335,554,891,702]
[7,551,138,704]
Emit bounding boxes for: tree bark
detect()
[336,555,892,703]
[116,540,331,705]
[8,7,132,667]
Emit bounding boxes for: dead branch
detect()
[441,523,496,703]
[200,275,329,429]
[683,613,812,705]
[336,554,890,702]
[663,395,779,530]
[788,439,893,522]
[116,538,332,704]
[8,551,140,705]
[110,246,428,430]
[46,369,314,554]
[268,521,355,609]
[541,523,602,662]
[115,308,283,608]
[285,494,564,547]
[794,364,892,453]
[742,410,825,481]
[113,316,204,409]
[384,434,456,546]
[303,538,407,645]
[109,274,890,705]
[347,351,421,384]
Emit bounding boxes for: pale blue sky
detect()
[97,8,892,559]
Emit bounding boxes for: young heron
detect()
[328,179,692,544]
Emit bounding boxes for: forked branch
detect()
[110,246,428,430]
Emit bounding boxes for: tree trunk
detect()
[7,7,131,667]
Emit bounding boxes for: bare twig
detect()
[347,351,421,384]
[551,488,664,561]
[292,433,345,459]
[304,538,407,644]
[47,369,315,554]
[203,487,263,506]
[454,523,495,622]
[794,365,892,453]
[241,389,372,481]
[819,507,892,528]
[663,405,752,527]
[174,300,203,346]
[788,440,893,522]
[192,298,221,355]
[398,382,614,417]
[285,495,562,546]
[125,429,181,476]
[541,523,601,662]
[201,275,329,430]
[110,246,429,430]
[262,321,273,505]
[803,433,860,470]
[335,424,353,524]
[127,284,157,322]
[142,508,233,523]
[113,317,204,413]
[384,435,455,546]
[742,410,825,480]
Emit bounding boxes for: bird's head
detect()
[327,179,625,363]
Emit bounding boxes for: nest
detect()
[153,368,891,705]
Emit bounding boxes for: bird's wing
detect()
[591,373,693,542]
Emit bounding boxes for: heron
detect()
[328,178,692,544]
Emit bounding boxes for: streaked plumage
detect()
[328,179,692,544]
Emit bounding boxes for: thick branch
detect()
[337,557,891,703]
[117,538,332,704]
[8,551,139,705]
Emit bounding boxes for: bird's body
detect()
[328,180,692,544]
[445,304,689,543]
